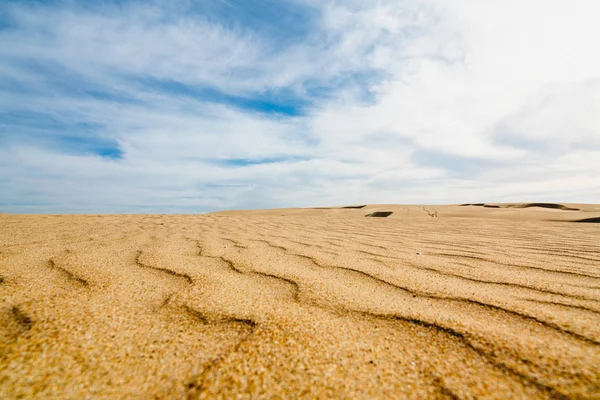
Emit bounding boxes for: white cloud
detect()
[1,0,599,212]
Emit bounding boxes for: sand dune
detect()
[576,217,600,223]
[1,205,599,399]
[459,202,582,211]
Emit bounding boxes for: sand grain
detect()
[1,204,599,398]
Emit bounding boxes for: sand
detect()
[1,203,599,399]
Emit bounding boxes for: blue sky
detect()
[1,0,599,213]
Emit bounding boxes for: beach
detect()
[1,204,599,398]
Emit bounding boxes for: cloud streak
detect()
[1,0,599,212]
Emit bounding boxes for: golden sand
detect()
[1,203,599,399]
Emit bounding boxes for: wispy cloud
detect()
[1,0,599,212]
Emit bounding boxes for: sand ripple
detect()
[1,205,599,398]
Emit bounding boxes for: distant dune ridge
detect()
[459,202,580,211]
[1,203,599,398]
[576,217,600,223]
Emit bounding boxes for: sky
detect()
[1,0,599,213]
